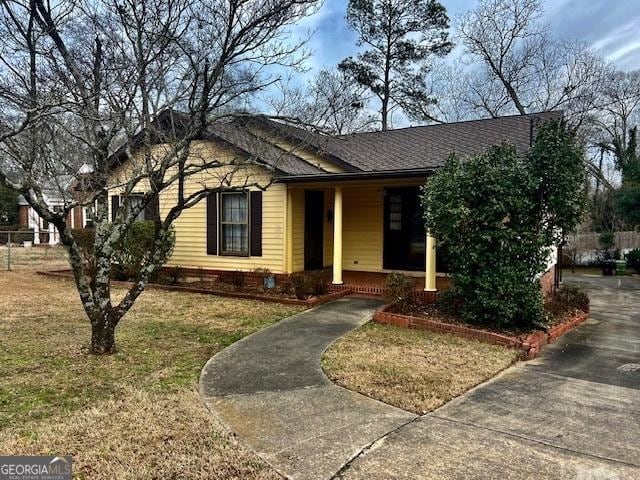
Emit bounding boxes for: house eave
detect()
[275,168,436,183]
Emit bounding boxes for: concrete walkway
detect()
[340,275,640,479]
[200,298,416,480]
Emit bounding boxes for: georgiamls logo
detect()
[0,455,72,480]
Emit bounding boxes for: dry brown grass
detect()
[0,388,280,480]
[0,245,69,271]
[0,271,301,479]
[322,323,520,414]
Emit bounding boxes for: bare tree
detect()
[305,69,377,134]
[0,0,319,354]
[590,70,640,171]
[266,69,376,134]
[456,0,607,126]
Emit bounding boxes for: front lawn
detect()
[322,323,520,414]
[0,271,302,479]
[0,245,69,271]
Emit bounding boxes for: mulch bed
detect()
[374,302,589,359]
[37,270,352,307]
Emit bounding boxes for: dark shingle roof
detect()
[205,122,325,176]
[108,110,563,180]
[330,111,562,171]
[252,111,562,174]
[241,116,363,172]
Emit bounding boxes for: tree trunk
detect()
[90,317,117,354]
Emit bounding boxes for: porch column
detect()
[332,186,343,285]
[424,232,437,292]
[285,188,293,273]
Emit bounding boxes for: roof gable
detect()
[106,111,563,182]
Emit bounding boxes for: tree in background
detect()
[586,71,640,231]
[450,0,640,235]
[616,127,640,227]
[0,183,18,225]
[339,0,452,130]
[0,0,319,354]
[423,121,585,328]
[306,70,377,134]
[266,69,375,134]
[456,0,606,126]
[591,71,640,172]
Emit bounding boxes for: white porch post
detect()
[332,186,343,285]
[424,232,437,292]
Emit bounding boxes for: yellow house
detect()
[108,111,561,295]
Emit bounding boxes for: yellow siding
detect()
[107,136,428,276]
[288,179,426,273]
[109,140,288,273]
[288,187,334,272]
[342,185,384,272]
[164,180,287,273]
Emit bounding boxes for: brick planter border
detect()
[37,270,352,307]
[373,304,589,359]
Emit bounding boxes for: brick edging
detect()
[373,304,589,359]
[36,270,352,307]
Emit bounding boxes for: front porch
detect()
[330,271,451,299]
[284,179,446,297]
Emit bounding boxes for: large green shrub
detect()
[626,248,640,273]
[113,221,175,281]
[422,120,585,329]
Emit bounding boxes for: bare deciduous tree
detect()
[266,69,376,134]
[590,70,640,171]
[0,0,319,354]
[456,0,607,126]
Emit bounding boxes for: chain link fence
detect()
[0,231,69,271]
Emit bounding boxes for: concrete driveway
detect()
[339,274,640,479]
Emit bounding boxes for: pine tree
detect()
[338,0,452,130]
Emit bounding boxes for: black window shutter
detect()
[250,190,263,257]
[111,195,120,222]
[206,192,218,255]
[145,195,160,223]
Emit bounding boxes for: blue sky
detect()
[298,0,640,73]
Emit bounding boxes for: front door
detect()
[304,190,324,271]
[383,187,425,271]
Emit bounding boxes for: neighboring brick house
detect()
[16,180,91,245]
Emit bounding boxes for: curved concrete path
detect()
[200,297,416,480]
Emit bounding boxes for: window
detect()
[388,194,402,231]
[84,205,95,227]
[124,195,146,222]
[220,192,249,255]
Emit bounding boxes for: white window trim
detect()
[219,191,250,257]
